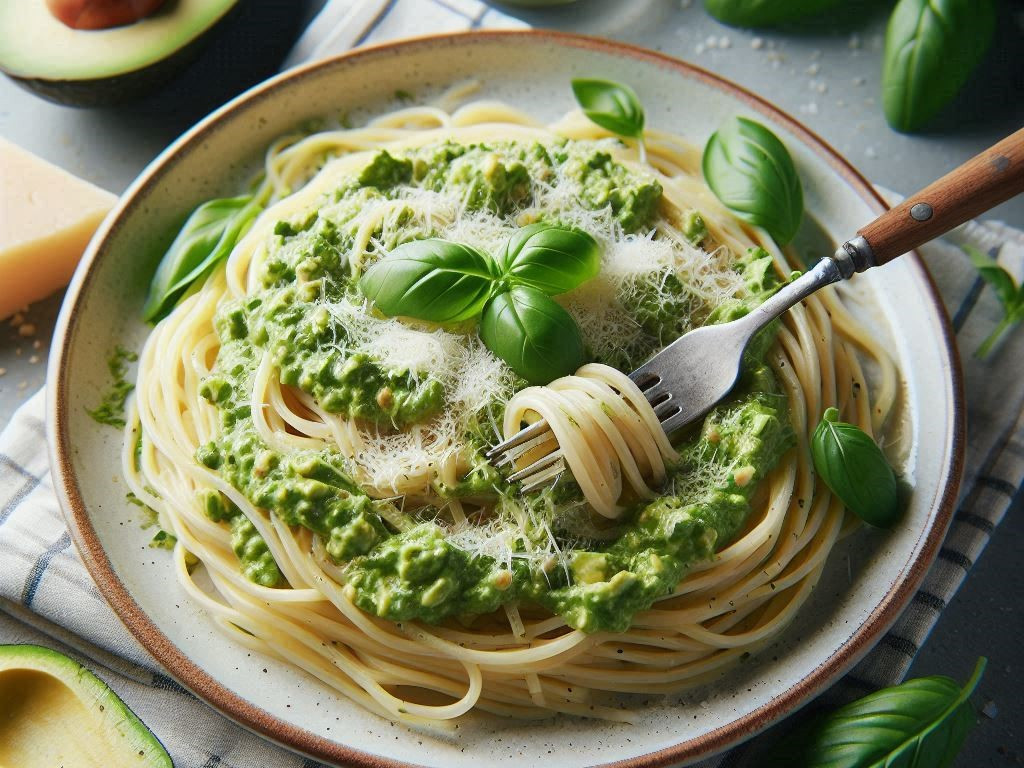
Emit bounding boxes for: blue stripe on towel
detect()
[21,531,72,607]
[0,455,41,529]
[429,0,477,21]
[975,474,1017,497]
[952,277,985,332]
[0,480,38,528]
[353,0,399,47]
[912,590,946,611]
[151,671,192,695]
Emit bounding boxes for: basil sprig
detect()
[765,657,986,767]
[703,0,840,27]
[811,407,899,527]
[143,194,263,323]
[965,245,1024,358]
[882,0,996,133]
[356,239,496,323]
[359,224,599,384]
[702,116,804,245]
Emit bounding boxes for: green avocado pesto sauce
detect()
[194,137,794,633]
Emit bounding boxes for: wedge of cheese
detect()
[0,137,117,319]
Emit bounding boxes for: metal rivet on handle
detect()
[910,202,933,221]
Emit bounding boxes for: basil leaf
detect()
[882,0,996,133]
[964,244,1024,358]
[571,79,645,139]
[500,223,601,296]
[765,657,986,768]
[966,245,1018,312]
[704,0,841,27]
[143,195,257,322]
[479,286,584,384]
[358,239,496,323]
[811,407,899,527]
[702,116,803,245]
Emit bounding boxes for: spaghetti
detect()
[123,96,898,726]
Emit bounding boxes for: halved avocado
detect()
[0,0,239,107]
[0,644,173,767]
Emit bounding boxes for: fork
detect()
[489,127,1024,490]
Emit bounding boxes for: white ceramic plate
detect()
[49,31,964,768]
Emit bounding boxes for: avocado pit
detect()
[45,0,168,30]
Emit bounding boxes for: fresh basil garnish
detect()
[965,244,1024,358]
[359,225,599,384]
[882,0,996,133]
[703,0,840,27]
[571,79,645,140]
[765,657,986,767]
[702,116,804,245]
[500,223,601,296]
[358,239,497,323]
[811,407,899,528]
[143,195,262,323]
[480,286,584,385]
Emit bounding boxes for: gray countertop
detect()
[1,1,1021,764]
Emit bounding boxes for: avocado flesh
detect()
[0,0,238,106]
[0,644,172,768]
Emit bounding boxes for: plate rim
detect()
[46,28,966,768]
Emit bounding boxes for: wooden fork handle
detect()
[856,127,1024,266]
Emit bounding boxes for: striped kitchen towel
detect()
[3,2,1024,766]
[281,0,528,69]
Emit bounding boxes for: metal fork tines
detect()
[490,256,847,489]
[629,257,848,437]
[486,419,568,491]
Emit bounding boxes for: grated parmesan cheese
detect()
[286,138,749,514]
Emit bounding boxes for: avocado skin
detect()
[2,3,237,108]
